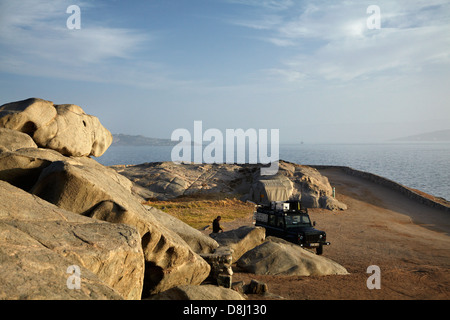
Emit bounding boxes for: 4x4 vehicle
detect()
[254,200,330,255]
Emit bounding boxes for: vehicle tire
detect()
[316,244,323,255]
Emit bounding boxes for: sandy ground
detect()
[224,167,450,300]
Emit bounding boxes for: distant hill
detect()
[391,129,450,142]
[112,134,177,146]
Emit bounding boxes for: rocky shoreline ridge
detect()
[310,165,450,212]
[109,160,348,211]
[1,98,447,300]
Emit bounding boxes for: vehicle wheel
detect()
[316,245,323,255]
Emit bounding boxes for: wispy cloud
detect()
[225,0,295,11]
[230,13,283,30]
[2,0,449,89]
[227,0,450,82]
[0,0,152,83]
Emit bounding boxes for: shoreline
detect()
[112,160,450,213]
[99,143,450,203]
[309,164,450,213]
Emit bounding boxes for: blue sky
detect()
[0,0,449,143]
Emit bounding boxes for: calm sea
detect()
[96,143,450,201]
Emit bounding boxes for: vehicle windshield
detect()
[285,214,311,227]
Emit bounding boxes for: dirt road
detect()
[231,167,450,300]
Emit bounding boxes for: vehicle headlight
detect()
[319,234,323,239]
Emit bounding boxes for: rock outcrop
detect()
[0,98,211,299]
[210,226,266,261]
[0,180,144,300]
[0,148,78,192]
[0,144,212,298]
[200,246,234,288]
[319,195,348,211]
[0,128,37,152]
[27,154,211,296]
[149,284,245,300]
[0,98,112,157]
[111,160,347,210]
[237,237,349,276]
[145,205,219,254]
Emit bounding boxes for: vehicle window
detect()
[301,215,311,224]
[285,214,310,227]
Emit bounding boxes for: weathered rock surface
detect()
[111,161,248,200]
[0,128,37,152]
[149,284,245,300]
[0,98,216,300]
[237,237,349,276]
[0,148,68,191]
[319,195,348,211]
[0,144,212,297]
[210,226,266,261]
[0,180,144,300]
[246,279,269,294]
[145,205,219,254]
[111,160,347,210]
[200,246,234,287]
[28,153,210,295]
[0,98,112,157]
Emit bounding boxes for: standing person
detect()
[212,216,223,233]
